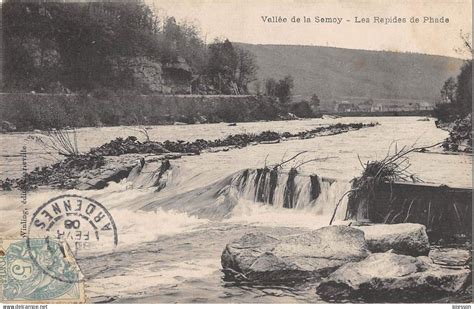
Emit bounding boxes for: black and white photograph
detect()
[0,0,472,305]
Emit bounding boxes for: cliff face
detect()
[23,38,61,69]
[109,56,193,94]
[110,57,164,93]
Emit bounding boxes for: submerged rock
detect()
[74,157,141,190]
[221,226,370,283]
[316,252,471,302]
[356,223,430,256]
[75,164,135,190]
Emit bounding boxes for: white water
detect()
[0,116,471,303]
[226,169,351,227]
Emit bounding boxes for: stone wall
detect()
[0,93,284,130]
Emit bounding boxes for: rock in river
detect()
[316,252,471,302]
[221,225,370,283]
[356,223,430,256]
[75,164,135,190]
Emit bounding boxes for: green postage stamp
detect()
[0,238,85,303]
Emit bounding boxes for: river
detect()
[0,116,471,303]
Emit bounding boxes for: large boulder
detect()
[221,226,370,283]
[316,252,471,302]
[356,223,430,256]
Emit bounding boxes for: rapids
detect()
[0,116,471,302]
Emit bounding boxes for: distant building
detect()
[336,101,356,112]
[385,104,405,112]
[418,101,434,111]
[357,99,373,112]
[332,97,434,113]
[371,103,384,112]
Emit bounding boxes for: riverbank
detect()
[437,113,472,153]
[0,93,320,131]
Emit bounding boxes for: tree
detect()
[254,80,262,95]
[160,17,207,71]
[452,31,472,116]
[3,2,163,92]
[311,94,320,110]
[434,31,472,122]
[455,61,472,115]
[235,47,257,93]
[264,78,277,97]
[264,75,294,103]
[275,75,294,103]
[206,39,239,94]
[440,77,457,104]
[454,30,472,58]
[2,2,254,95]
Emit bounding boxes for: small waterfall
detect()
[128,164,351,221]
[231,168,351,220]
[235,168,278,204]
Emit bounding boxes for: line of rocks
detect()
[12,154,106,190]
[89,122,378,156]
[1,122,378,191]
[221,223,472,303]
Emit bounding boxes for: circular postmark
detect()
[27,194,118,282]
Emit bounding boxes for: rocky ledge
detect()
[221,226,370,283]
[221,223,472,302]
[316,252,471,302]
[2,153,177,191]
[355,223,430,256]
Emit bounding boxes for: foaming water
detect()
[225,171,351,228]
[224,200,345,229]
[0,181,208,257]
[229,168,351,214]
[112,208,208,245]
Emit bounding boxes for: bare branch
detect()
[263,154,269,168]
[271,151,308,169]
[294,156,337,169]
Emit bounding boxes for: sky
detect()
[148,0,472,59]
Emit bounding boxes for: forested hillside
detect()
[237,43,464,101]
[2,2,256,95]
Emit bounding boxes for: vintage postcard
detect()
[0,0,472,305]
